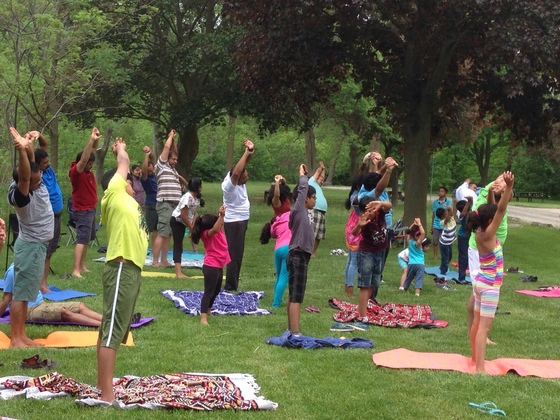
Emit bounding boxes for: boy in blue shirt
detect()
[403,219,430,296]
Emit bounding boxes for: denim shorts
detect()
[357,250,384,288]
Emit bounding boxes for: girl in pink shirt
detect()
[191,205,231,325]
[260,212,292,308]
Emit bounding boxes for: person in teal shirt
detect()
[431,186,452,260]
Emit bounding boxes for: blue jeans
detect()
[357,250,384,293]
[344,250,358,287]
[272,245,289,308]
[439,244,452,275]
[404,264,425,290]
[457,236,469,281]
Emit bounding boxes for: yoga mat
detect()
[0,372,277,410]
[425,266,471,282]
[0,279,4,289]
[0,331,134,348]
[43,286,96,301]
[516,289,560,298]
[372,348,560,378]
[94,250,204,268]
[0,312,154,328]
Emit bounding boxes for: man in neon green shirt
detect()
[97,138,148,403]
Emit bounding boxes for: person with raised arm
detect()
[141,145,158,248]
[151,130,182,267]
[97,137,148,402]
[7,127,53,347]
[221,138,254,291]
[69,127,101,277]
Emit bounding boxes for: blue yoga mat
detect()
[425,266,471,282]
[43,286,96,302]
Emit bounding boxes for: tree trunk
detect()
[176,123,199,179]
[349,142,360,179]
[305,128,316,171]
[403,117,431,227]
[325,136,344,185]
[95,127,113,184]
[225,115,236,171]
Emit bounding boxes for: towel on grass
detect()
[161,290,271,316]
[425,266,471,282]
[94,250,204,268]
[0,311,154,329]
[0,331,133,349]
[266,331,373,349]
[0,372,277,410]
[516,286,560,298]
[329,298,448,328]
[372,348,560,378]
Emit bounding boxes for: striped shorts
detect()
[472,279,501,318]
[312,209,326,240]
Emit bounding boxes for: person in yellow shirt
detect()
[97,137,148,403]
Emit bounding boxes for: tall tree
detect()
[225,1,560,224]
[0,0,120,171]
[82,0,247,177]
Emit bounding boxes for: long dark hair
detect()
[466,204,497,233]
[188,177,205,207]
[190,213,218,244]
[345,174,365,210]
[260,216,277,245]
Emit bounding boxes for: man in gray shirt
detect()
[7,127,53,348]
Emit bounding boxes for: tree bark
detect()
[305,128,316,171]
[225,115,236,171]
[176,123,199,179]
[95,127,113,184]
[403,115,431,227]
[326,136,344,185]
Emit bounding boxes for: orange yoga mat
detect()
[0,331,134,348]
[372,348,560,378]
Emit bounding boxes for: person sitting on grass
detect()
[468,171,514,374]
[352,197,392,328]
[0,263,102,326]
[402,219,430,297]
[190,205,230,325]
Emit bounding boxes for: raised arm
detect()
[413,218,426,247]
[207,205,226,237]
[10,127,32,197]
[159,129,176,162]
[374,157,398,198]
[272,174,286,208]
[29,130,48,151]
[112,138,130,181]
[141,146,155,180]
[77,127,101,173]
[312,161,325,180]
[486,171,514,237]
[230,138,254,185]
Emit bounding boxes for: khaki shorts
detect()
[99,261,141,350]
[27,302,81,322]
[156,201,177,237]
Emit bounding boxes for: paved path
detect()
[507,205,560,228]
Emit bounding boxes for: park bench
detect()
[516,191,546,203]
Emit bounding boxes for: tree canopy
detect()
[225,0,560,223]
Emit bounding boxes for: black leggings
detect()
[201,265,223,313]
[170,217,186,264]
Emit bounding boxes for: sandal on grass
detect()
[305,306,321,313]
[469,401,506,417]
[18,354,59,370]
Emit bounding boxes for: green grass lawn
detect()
[1,181,559,419]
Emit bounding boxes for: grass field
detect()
[0,181,559,419]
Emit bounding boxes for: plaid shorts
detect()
[312,209,326,240]
[287,249,311,303]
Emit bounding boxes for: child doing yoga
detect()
[467,171,514,373]
[191,205,230,325]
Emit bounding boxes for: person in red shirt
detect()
[68,127,101,278]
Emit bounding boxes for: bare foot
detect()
[152,263,161,267]
[345,285,354,298]
[80,267,91,273]
[161,261,173,267]
[40,286,52,294]
[10,337,44,348]
[71,271,83,278]
[487,338,496,345]
[175,273,190,279]
[200,319,209,325]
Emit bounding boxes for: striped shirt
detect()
[155,157,181,202]
[475,239,504,287]
[439,218,457,246]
